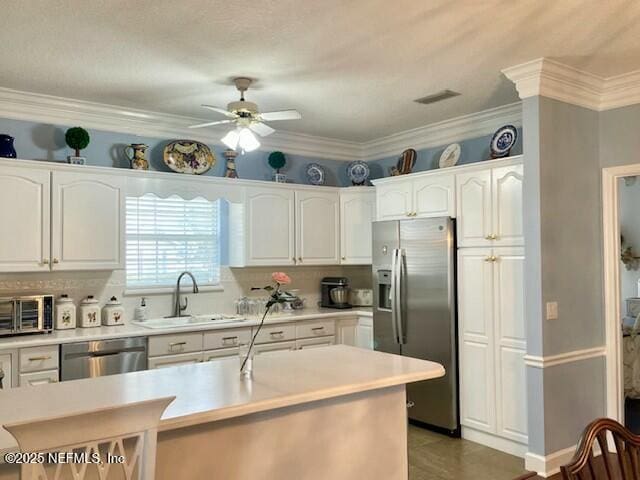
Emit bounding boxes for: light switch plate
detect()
[546,301,558,320]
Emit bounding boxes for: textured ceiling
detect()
[1,0,640,141]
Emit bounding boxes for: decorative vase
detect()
[273,173,287,183]
[223,149,238,178]
[239,343,254,379]
[0,134,17,158]
[124,143,149,170]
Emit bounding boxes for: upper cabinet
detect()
[373,172,455,220]
[0,165,50,272]
[0,163,124,272]
[51,171,125,270]
[295,190,340,265]
[456,162,523,248]
[340,188,375,264]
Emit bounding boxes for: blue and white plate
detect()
[490,125,518,158]
[306,163,326,185]
[347,161,370,185]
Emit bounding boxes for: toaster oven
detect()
[0,295,54,336]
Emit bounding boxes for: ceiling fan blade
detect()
[201,105,237,118]
[259,109,302,121]
[249,122,275,137]
[188,119,235,129]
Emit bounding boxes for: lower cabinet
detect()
[148,352,203,369]
[19,369,58,387]
[0,352,13,389]
[17,345,59,387]
[254,341,297,355]
[336,316,374,350]
[203,348,240,361]
[356,316,373,350]
[296,336,335,349]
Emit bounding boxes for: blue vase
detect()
[0,135,16,158]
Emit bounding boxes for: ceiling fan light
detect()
[221,129,240,150]
[238,128,260,152]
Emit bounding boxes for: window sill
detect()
[123,285,225,296]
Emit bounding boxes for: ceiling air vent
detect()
[414,89,460,105]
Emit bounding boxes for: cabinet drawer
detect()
[148,332,203,356]
[204,328,252,350]
[296,320,335,339]
[148,352,203,369]
[255,323,295,344]
[254,341,297,355]
[19,369,59,387]
[19,345,59,373]
[296,336,335,349]
[203,347,239,362]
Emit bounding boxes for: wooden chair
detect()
[561,417,640,479]
[3,396,174,480]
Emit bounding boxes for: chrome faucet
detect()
[173,271,199,317]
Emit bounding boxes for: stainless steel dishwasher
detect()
[61,337,148,381]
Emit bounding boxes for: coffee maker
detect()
[320,277,352,309]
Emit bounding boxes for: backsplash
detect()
[0,266,372,320]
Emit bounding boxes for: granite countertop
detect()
[0,345,442,455]
[0,308,373,350]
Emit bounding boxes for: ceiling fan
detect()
[189,77,302,152]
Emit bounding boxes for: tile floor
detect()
[408,425,531,480]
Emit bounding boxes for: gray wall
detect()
[600,105,640,169]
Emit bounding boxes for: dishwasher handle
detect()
[63,346,146,360]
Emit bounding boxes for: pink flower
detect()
[272,272,291,285]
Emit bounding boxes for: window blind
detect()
[126,194,220,288]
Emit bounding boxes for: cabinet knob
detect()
[484,256,492,262]
[292,257,296,264]
[298,257,303,262]
[42,259,49,265]
[52,258,59,264]
[485,234,498,240]
[341,256,346,261]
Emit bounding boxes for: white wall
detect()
[0,265,371,322]
[618,176,640,316]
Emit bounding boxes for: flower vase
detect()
[0,135,17,158]
[239,343,254,379]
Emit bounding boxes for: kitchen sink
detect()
[133,314,247,329]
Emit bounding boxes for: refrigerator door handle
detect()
[396,248,405,345]
[390,248,399,344]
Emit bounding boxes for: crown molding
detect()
[502,58,640,111]
[0,87,521,162]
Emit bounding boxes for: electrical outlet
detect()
[546,301,558,320]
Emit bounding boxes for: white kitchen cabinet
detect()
[492,164,524,247]
[458,246,527,449]
[296,336,335,349]
[19,345,59,373]
[203,347,240,361]
[375,180,412,220]
[0,353,13,390]
[253,341,297,356]
[0,165,50,272]
[51,170,125,270]
[19,369,58,387]
[148,352,203,369]
[456,163,523,248]
[340,189,375,264]
[412,173,455,218]
[336,316,373,350]
[243,187,296,266]
[295,190,340,265]
[356,316,374,350]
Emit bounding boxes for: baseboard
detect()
[524,445,577,478]
[461,427,528,457]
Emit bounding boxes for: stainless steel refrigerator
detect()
[372,217,459,435]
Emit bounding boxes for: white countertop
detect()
[0,308,372,350]
[0,345,443,454]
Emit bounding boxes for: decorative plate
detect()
[490,125,518,158]
[347,161,370,186]
[163,140,216,175]
[439,143,461,168]
[397,148,417,175]
[306,163,326,185]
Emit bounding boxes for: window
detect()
[126,194,220,289]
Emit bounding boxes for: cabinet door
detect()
[296,336,335,349]
[493,247,527,443]
[458,248,496,433]
[336,317,358,346]
[203,347,240,362]
[245,187,295,266]
[356,316,374,350]
[0,353,13,390]
[413,174,455,218]
[148,352,203,369]
[253,341,297,356]
[51,171,125,270]
[456,169,492,247]
[340,190,375,264]
[492,164,524,247]
[375,181,412,220]
[296,190,340,265]
[19,369,58,387]
[0,166,50,272]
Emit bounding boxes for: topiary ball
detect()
[268,151,286,171]
[65,127,90,151]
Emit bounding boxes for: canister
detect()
[79,295,100,328]
[102,296,125,326]
[55,294,76,330]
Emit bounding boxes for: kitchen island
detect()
[0,345,444,480]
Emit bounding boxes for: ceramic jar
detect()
[0,135,17,158]
[102,296,125,326]
[55,294,76,330]
[124,143,149,170]
[79,295,100,328]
